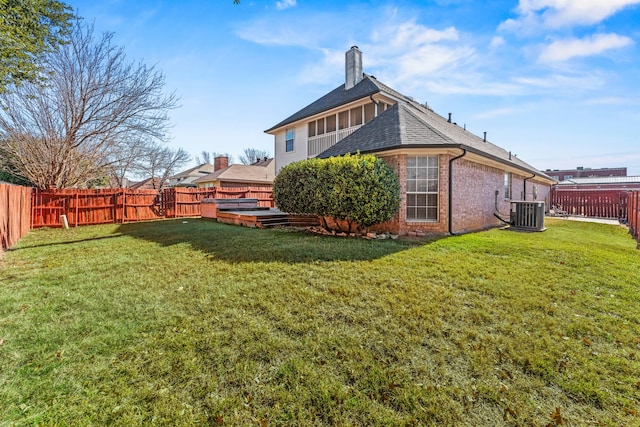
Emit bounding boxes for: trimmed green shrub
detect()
[273,153,400,231]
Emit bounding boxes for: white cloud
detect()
[234,15,325,47]
[538,33,633,62]
[500,0,640,32]
[490,36,505,49]
[513,72,605,91]
[296,49,344,85]
[275,0,296,10]
[584,96,635,105]
[362,21,472,84]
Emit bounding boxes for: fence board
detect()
[551,189,629,219]
[629,191,639,244]
[1,184,32,251]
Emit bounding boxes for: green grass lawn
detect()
[1,218,639,426]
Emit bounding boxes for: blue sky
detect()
[67,0,640,174]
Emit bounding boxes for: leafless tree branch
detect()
[0,21,179,189]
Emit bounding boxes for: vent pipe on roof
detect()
[345,46,363,90]
[448,113,452,123]
[483,132,487,142]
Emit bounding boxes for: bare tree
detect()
[195,151,234,165]
[136,143,190,189]
[239,147,271,165]
[105,139,154,187]
[0,21,179,189]
[196,150,212,165]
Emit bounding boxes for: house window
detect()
[338,111,349,130]
[406,156,439,221]
[308,121,316,137]
[326,115,336,133]
[504,172,512,199]
[285,128,294,152]
[364,102,375,123]
[317,118,325,135]
[350,106,363,126]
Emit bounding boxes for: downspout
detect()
[523,173,536,200]
[448,148,467,235]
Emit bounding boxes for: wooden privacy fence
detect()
[551,189,629,219]
[629,191,639,245]
[1,184,32,252]
[31,189,164,228]
[31,186,274,228]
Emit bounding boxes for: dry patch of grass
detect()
[0,218,639,426]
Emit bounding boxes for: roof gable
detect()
[265,75,388,133]
[169,163,215,180]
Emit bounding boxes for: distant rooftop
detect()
[557,176,640,185]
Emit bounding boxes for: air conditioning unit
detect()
[510,201,546,231]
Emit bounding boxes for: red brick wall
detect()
[451,158,506,233]
[371,154,449,235]
[368,153,551,236]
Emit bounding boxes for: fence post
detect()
[75,192,79,227]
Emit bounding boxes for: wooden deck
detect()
[215,208,320,228]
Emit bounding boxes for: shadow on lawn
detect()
[8,234,125,251]
[116,218,441,263]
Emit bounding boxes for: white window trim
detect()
[406,156,439,222]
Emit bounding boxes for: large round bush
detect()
[273,153,400,231]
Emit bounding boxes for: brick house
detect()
[193,156,275,189]
[544,166,627,182]
[167,162,216,187]
[266,47,555,235]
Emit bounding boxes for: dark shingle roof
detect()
[318,100,553,180]
[265,75,402,133]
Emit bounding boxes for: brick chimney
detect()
[214,156,229,171]
[345,46,363,90]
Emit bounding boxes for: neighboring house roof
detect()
[317,100,553,181]
[265,74,404,133]
[129,177,162,190]
[193,162,275,185]
[169,163,216,181]
[557,176,640,186]
[251,158,274,167]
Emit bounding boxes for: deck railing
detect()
[308,126,362,157]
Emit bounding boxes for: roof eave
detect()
[321,142,553,182]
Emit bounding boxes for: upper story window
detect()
[504,172,512,199]
[350,106,363,126]
[307,102,384,136]
[285,128,294,152]
[338,111,349,130]
[364,103,375,123]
